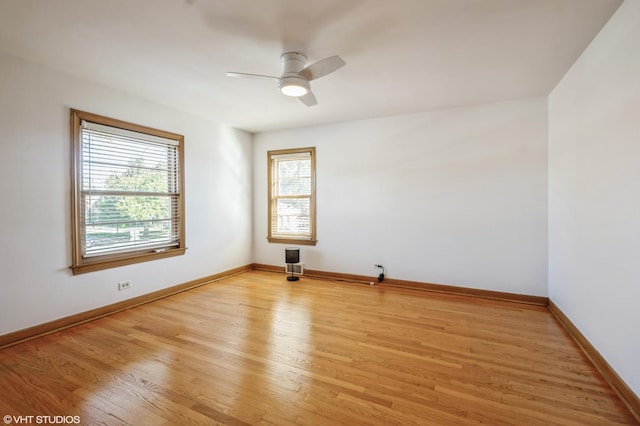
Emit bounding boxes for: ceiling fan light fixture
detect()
[279,76,309,97]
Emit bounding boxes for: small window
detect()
[268,147,317,245]
[70,109,186,274]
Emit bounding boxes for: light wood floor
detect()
[0,271,636,425]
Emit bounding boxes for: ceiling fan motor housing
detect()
[281,52,307,74]
[278,53,311,97]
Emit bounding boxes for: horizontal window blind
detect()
[270,150,313,240]
[80,121,181,257]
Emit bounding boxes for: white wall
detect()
[0,53,253,335]
[548,0,640,396]
[254,97,548,296]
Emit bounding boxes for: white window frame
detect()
[70,109,186,274]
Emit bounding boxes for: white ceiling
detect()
[0,0,622,133]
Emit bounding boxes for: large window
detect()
[268,147,316,245]
[70,110,186,274]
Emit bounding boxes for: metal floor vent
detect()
[285,264,304,275]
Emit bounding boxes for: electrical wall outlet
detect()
[118,281,131,291]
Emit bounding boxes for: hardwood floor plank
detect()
[0,271,636,425]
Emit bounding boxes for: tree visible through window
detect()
[268,147,316,245]
[70,109,186,274]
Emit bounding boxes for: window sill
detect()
[71,247,186,275]
[267,237,317,246]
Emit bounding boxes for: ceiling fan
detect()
[226,52,345,107]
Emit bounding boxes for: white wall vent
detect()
[285,264,304,275]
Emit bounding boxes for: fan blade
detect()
[299,55,345,81]
[299,91,318,107]
[226,72,278,80]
